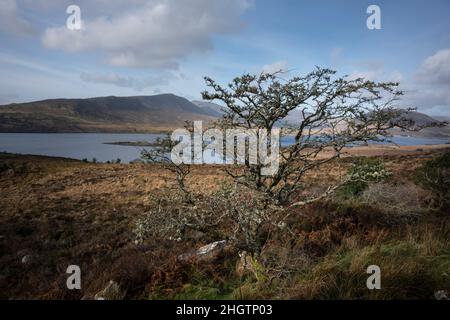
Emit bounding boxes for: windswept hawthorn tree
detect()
[137,67,443,254]
[202,67,425,205]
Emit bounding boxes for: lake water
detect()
[0,133,163,163]
[0,133,449,163]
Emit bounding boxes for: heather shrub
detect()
[338,157,391,199]
[361,182,431,222]
[415,152,450,210]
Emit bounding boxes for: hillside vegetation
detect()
[0,149,448,299]
[0,94,216,133]
[0,94,449,137]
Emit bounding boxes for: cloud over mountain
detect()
[415,48,450,85]
[404,48,450,116]
[80,72,176,91]
[41,0,252,69]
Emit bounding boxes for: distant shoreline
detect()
[103,141,158,147]
[1,144,449,164]
[0,130,449,139]
[0,130,172,134]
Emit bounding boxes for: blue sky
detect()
[1,0,449,116]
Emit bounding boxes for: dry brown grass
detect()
[0,147,449,299]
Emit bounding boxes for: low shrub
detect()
[414,152,450,210]
[361,182,431,222]
[338,157,391,199]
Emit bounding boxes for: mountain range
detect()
[0,94,449,138]
[390,110,450,138]
[0,94,217,133]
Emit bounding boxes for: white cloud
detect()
[402,86,450,111]
[0,52,70,78]
[388,71,403,83]
[41,0,252,69]
[261,60,288,74]
[0,0,34,35]
[80,72,176,90]
[399,49,450,116]
[415,48,450,85]
[348,60,383,81]
[348,60,403,83]
[348,70,380,81]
